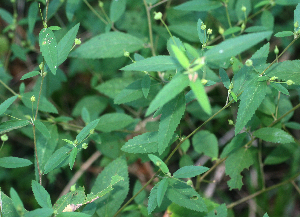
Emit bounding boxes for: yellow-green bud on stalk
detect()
[230,57,234,65]
[75,38,81,45]
[241,22,246,32]
[70,184,76,191]
[295,21,299,28]
[154,12,162,20]
[186,180,193,186]
[98,1,104,8]
[1,134,8,142]
[286,80,295,85]
[245,59,253,67]
[191,57,205,72]
[82,143,88,149]
[201,78,208,85]
[218,26,224,35]
[241,5,246,12]
[124,51,130,57]
[274,46,279,55]
[30,95,36,102]
[90,129,95,134]
[270,76,278,81]
[201,24,206,30]
[228,119,234,125]
[207,28,212,35]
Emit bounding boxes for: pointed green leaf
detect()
[121,55,179,72]
[166,179,207,212]
[224,26,242,36]
[69,147,77,170]
[56,213,91,217]
[192,130,218,159]
[142,74,151,98]
[146,73,189,116]
[173,166,209,178]
[253,127,294,143]
[110,0,126,23]
[96,113,134,132]
[171,45,190,69]
[269,83,289,95]
[274,31,294,37]
[10,187,25,216]
[295,1,300,31]
[225,147,254,190]
[39,28,58,75]
[197,19,207,44]
[24,208,53,217]
[235,0,251,21]
[205,31,272,62]
[148,184,159,214]
[205,204,227,217]
[28,1,38,32]
[190,78,211,115]
[261,10,274,31]
[20,71,40,80]
[0,95,17,116]
[66,0,80,21]
[263,213,270,217]
[70,32,144,59]
[57,23,80,65]
[0,120,29,134]
[276,0,300,5]
[167,36,185,58]
[264,143,297,165]
[76,118,100,143]
[114,79,144,104]
[219,68,230,89]
[32,180,52,208]
[34,119,51,139]
[121,131,158,153]
[148,154,169,174]
[0,157,32,168]
[158,92,186,154]
[220,133,247,158]
[157,178,168,207]
[0,8,13,24]
[174,0,222,11]
[235,80,267,135]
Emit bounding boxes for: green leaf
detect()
[57,23,80,65]
[146,73,189,116]
[205,204,227,217]
[266,60,300,85]
[192,130,218,159]
[114,79,144,104]
[69,147,77,170]
[235,79,267,135]
[220,133,247,158]
[32,180,52,208]
[205,31,272,62]
[56,213,91,217]
[1,191,19,216]
[219,68,230,89]
[261,10,274,31]
[169,23,199,42]
[66,0,81,21]
[0,120,29,134]
[0,8,13,24]
[110,0,126,23]
[142,74,151,98]
[96,113,134,132]
[0,156,32,168]
[24,208,53,217]
[70,32,144,59]
[10,187,25,215]
[158,92,186,154]
[264,143,297,165]
[224,26,241,36]
[157,178,168,207]
[44,144,73,174]
[190,78,211,115]
[173,166,209,178]
[0,95,17,116]
[148,184,159,214]
[274,31,294,37]
[76,118,100,143]
[285,122,300,130]
[253,127,294,143]
[121,55,179,72]
[171,45,190,69]
[235,0,251,21]
[174,0,222,11]
[11,44,27,61]
[166,179,207,212]
[133,180,146,205]
[225,147,254,190]
[197,19,207,44]
[91,157,129,217]
[148,154,169,174]
[20,71,40,80]
[28,1,38,32]
[276,0,300,5]
[121,131,158,153]
[21,92,58,114]
[263,213,270,217]
[39,28,58,75]
[34,119,51,139]
[167,36,185,58]
[269,83,289,95]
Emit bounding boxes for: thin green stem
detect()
[0,79,19,96]
[143,0,156,56]
[258,140,265,189]
[35,71,45,120]
[32,124,42,184]
[227,172,300,209]
[291,181,300,195]
[160,18,176,45]
[224,3,232,29]
[83,0,108,25]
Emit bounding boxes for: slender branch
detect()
[34,72,45,120]
[32,124,42,184]
[143,0,156,56]
[83,0,108,25]
[291,181,300,195]
[149,0,169,10]
[0,79,19,96]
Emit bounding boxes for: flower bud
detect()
[98,1,104,8]
[228,119,234,125]
[82,143,88,149]
[30,95,36,102]
[124,51,130,57]
[218,26,224,35]
[154,12,162,20]
[201,78,208,85]
[230,57,234,65]
[201,24,206,30]
[245,59,253,67]
[75,38,81,45]
[186,180,193,186]
[286,80,295,85]
[70,184,76,192]
[295,21,299,28]
[270,76,278,81]
[1,134,8,142]
[241,6,246,12]
[274,46,279,55]
[207,28,212,35]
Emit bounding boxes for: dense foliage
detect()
[1,0,300,216]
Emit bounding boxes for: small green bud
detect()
[98,1,104,7]
[230,57,234,65]
[218,26,224,35]
[241,5,247,12]
[229,82,233,90]
[286,80,295,85]
[39,62,44,70]
[8,32,14,39]
[228,119,234,125]
[241,22,246,31]
[270,76,278,81]
[74,38,81,45]
[274,45,279,55]
[295,21,299,28]
[30,95,36,102]
[201,78,208,85]
[166,172,171,177]
[124,51,130,57]
[70,184,76,191]
[90,129,94,134]
[82,143,88,149]
[42,71,47,77]
[207,28,212,35]
[186,180,193,186]
[154,12,162,20]
[1,134,8,142]
[200,24,206,30]
[245,59,253,67]
[155,160,161,167]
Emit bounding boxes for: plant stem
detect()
[83,0,108,25]
[32,124,42,184]
[227,172,300,209]
[143,0,156,56]
[0,79,19,96]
